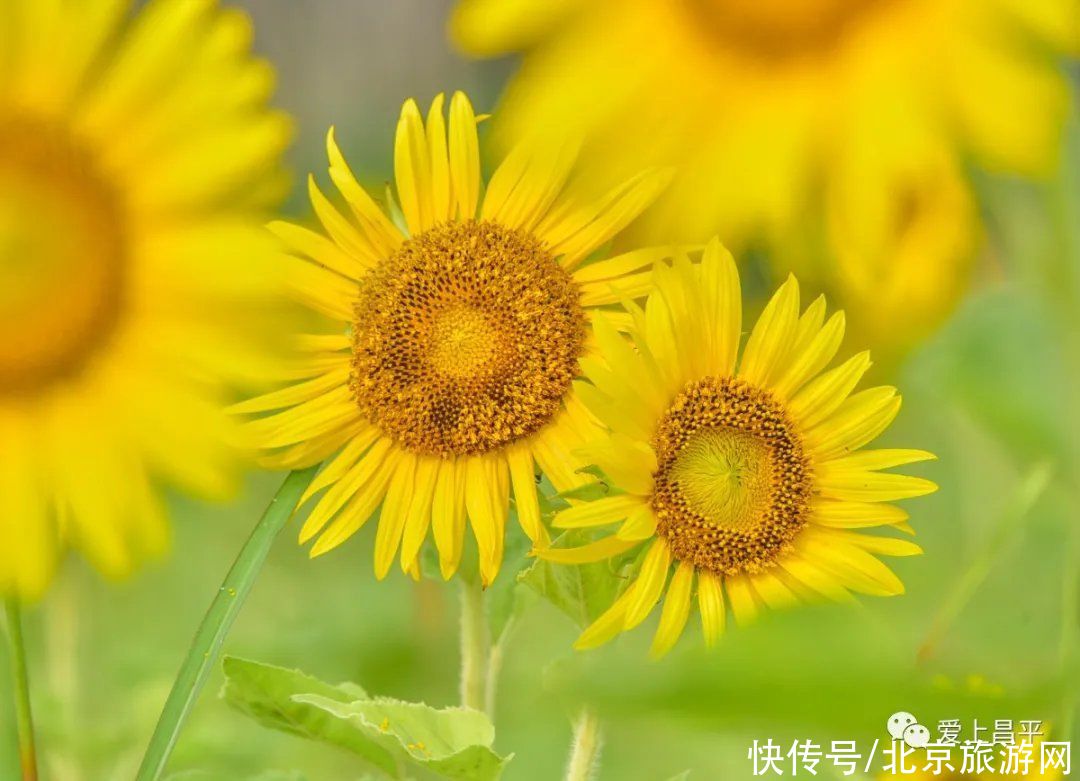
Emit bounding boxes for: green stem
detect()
[135,467,318,781]
[5,599,37,781]
[916,461,1053,663]
[564,707,602,781]
[484,615,516,720]
[458,579,489,713]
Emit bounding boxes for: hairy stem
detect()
[5,599,37,781]
[135,467,318,781]
[565,707,602,781]
[484,615,516,719]
[458,579,489,713]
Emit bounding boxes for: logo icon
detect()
[887,712,931,748]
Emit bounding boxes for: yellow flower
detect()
[0,0,291,598]
[238,92,671,586]
[541,240,936,656]
[823,141,980,359]
[451,0,1075,247]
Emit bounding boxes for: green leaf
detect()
[662,772,692,781]
[222,657,511,781]
[518,529,631,630]
[221,657,397,777]
[294,695,511,781]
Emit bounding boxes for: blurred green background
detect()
[2,2,1079,779]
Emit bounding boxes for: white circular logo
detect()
[887,712,918,741]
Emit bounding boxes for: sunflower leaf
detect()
[518,529,630,629]
[221,657,395,777]
[222,657,511,781]
[294,695,511,781]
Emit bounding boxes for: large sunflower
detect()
[541,240,936,656]
[238,92,671,586]
[451,0,1074,246]
[0,0,291,598]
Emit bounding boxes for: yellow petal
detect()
[572,246,685,284]
[535,535,640,564]
[539,168,673,268]
[231,367,350,415]
[811,500,909,529]
[822,449,937,471]
[425,93,452,225]
[697,571,726,647]
[748,570,800,611]
[574,579,638,651]
[738,275,800,388]
[624,539,672,629]
[394,98,432,234]
[553,493,646,529]
[725,575,760,627]
[806,387,902,460]
[299,426,381,505]
[300,437,394,544]
[787,351,872,430]
[817,471,938,502]
[650,562,694,658]
[481,136,577,232]
[268,220,370,279]
[465,457,510,586]
[373,455,416,580]
[432,458,467,580]
[798,530,905,596]
[772,311,845,400]
[508,446,546,544]
[575,434,656,497]
[699,238,742,377]
[821,530,923,557]
[308,447,402,556]
[448,91,480,220]
[400,457,440,570]
[616,505,659,541]
[307,175,379,265]
[326,127,402,254]
[778,556,853,603]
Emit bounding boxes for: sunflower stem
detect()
[134,467,318,781]
[5,599,37,781]
[484,614,516,719]
[564,707,602,781]
[458,579,489,714]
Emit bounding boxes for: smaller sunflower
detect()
[541,239,936,656]
[238,92,672,586]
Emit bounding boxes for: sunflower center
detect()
[350,220,586,457]
[0,116,126,395]
[651,376,811,576]
[686,0,886,60]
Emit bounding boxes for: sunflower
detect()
[0,0,291,598]
[238,92,671,586]
[451,0,1074,248]
[821,140,979,361]
[540,240,936,656]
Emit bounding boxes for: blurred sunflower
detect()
[452,0,1074,358]
[0,0,291,598]
[541,240,936,656]
[451,0,1075,246]
[821,139,980,360]
[237,92,672,586]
